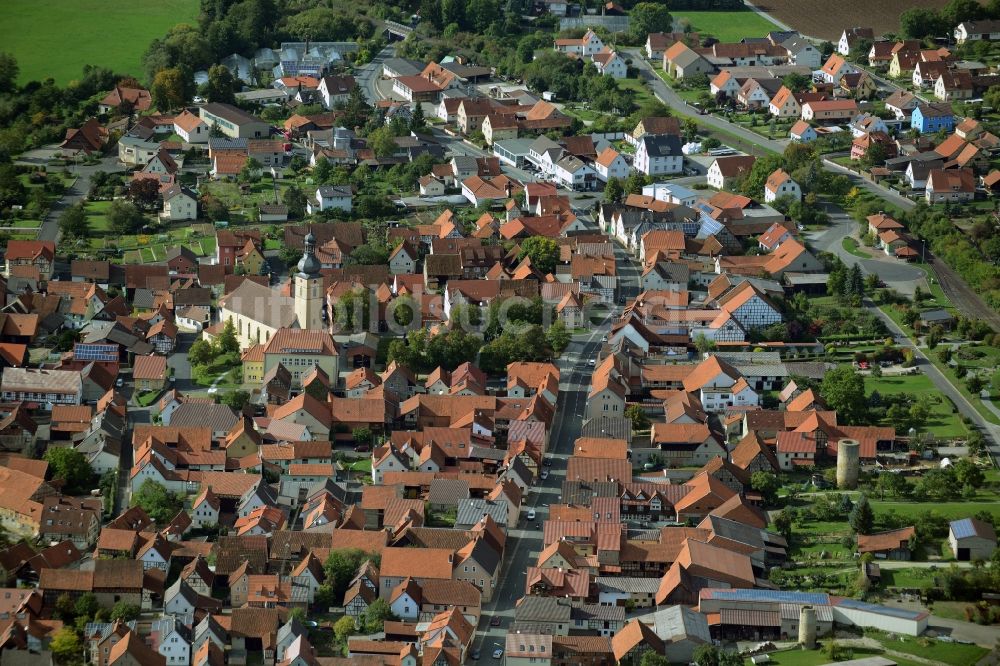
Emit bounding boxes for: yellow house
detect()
[262,329,340,388]
[483,114,518,146]
[224,417,263,459]
[237,239,266,275]
[242,344,265,383]
[133,355,168,392]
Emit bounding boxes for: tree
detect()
[206,64,237,104]
[629,2,673,40]
[44,448,92,494]
[352,427,372,446]
[324,549,376,601]
[0,53,18,94]
[333,615,356,645]
[218,319,239,355]
[517,236,559,274]
[545,319,571,354]
[50,628,82,664]
[782,72,811,93]
[283,186,308,219]
[900,7,946,39]
[368,126,398,158]
[188,339,214,366]
[220,389,250,411]
[129,178,161,210]
[625,405,650,431]
[409,102,426,131]
[750,471,781,505]
[131,479,184,523]
[821,367,868,425]
[908,401,930,432]
[59,203,90,239]
[239,157,262,184]
[74,593,99,621]
[849,494,875,535]
[875,471,909,499]
[953,458,985,489]
[151,67,188,111]
[773,509,794,540]
[351,242,391,265]
[603,178,624,203]
[107,199,145,235]
[362,598,396,633]
[692,645,743,666]
[110,602,140,622]
[640,654,670,666]
[739,155,784,200]
[862,140,889,169]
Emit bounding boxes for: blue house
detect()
[911,102,955,133]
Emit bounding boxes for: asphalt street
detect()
[471,325,609,658]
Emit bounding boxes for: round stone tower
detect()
[836,438,861,490]
[799,606,817,649]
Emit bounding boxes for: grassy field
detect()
[2,0,200,85]
[863,373,968,439]
[673,10,779,42]
[874,635,989,666]
[743,647,924,666]
[842,236,871,259]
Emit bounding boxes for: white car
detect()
[540,470,549,480]
[588,359,596,367]
[492,649,504,659]
[527,508,536,520]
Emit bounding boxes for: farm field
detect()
[1,0,200,85]
[672,10,779,42]
[754,0,950,40]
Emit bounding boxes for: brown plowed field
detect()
[756,0,951,41]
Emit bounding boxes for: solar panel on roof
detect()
[704,589,829,605]
[950,518,976,540]
[834,597,924,620]
[73,344,119,362]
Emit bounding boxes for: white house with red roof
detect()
[553,30,605,57]
[594,147,629,182]
[763,169,801,203]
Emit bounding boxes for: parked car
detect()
[471,649,481,660]
[490,616,502,627]
[493,648,504,659]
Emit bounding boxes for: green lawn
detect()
[874,636,988,666]
[744,647,918,666]
[2,0,200,85]
[617,77,657,109]
[673,9,779,43]
[879,567,937,590]
[863,373,969,438]
[871,499,1000,523]
[842,236,872,259]
[85,200,113,233]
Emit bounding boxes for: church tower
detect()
[294,232,324,330]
